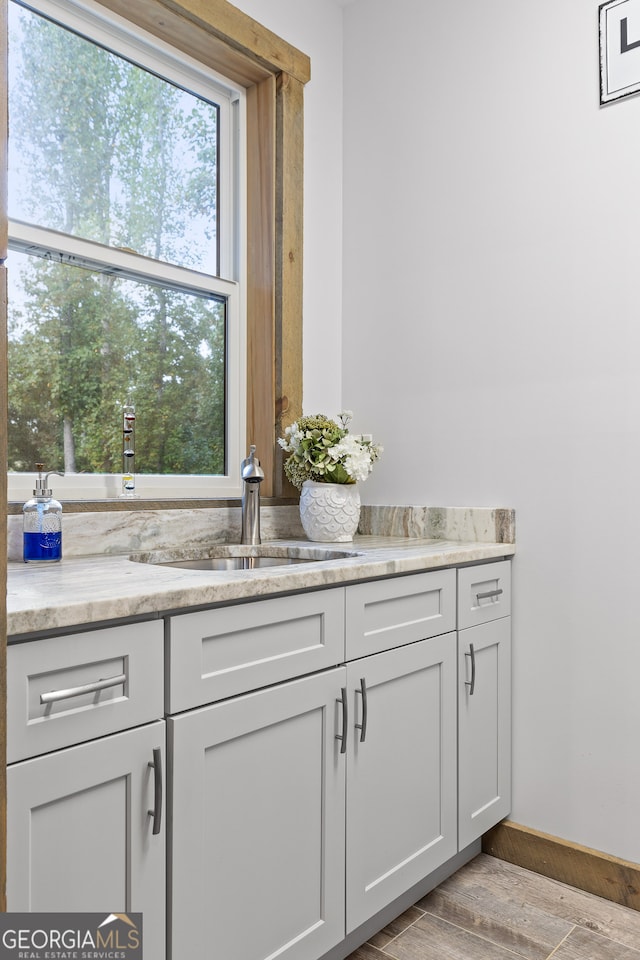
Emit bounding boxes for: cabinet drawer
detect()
[8,620,164,763]
[345,570,456,660]
[166,588,345,712]
[457,560,511,629]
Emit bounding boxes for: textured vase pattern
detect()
[299,481,361,542]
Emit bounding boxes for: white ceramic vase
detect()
[299,480,361,542]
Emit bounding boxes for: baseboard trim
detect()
[482,821,640,912]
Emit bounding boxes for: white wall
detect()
[232,0,640,865]
[232,0,345,415]
[342,0,640,862]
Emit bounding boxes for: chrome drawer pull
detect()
[355,677,368,743]
[476,587,503,602]
[40,672,127,705]
[336,687,348,754]
[465,643,476,696]
[148,747,163,836]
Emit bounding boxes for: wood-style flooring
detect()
[346,853,640,960]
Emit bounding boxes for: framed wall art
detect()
[600,0,640,103]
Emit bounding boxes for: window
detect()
[2,0,309,503]
[7,0,246,499]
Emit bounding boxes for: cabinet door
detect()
[7,721,166,960]
[167,589,345,712]
[169,668,346,960]
[458,616,511,849]
[346,634,457,933]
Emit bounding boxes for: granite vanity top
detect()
[7,535,515,638]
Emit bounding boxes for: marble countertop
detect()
[7,535,515,638]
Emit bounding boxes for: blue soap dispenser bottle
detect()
[23,463,65,563]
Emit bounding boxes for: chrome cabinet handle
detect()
[465,643,476,696]
[476,587,503,602]
[148,747,163,836]
[355,677,368,743]
[40,672,127,705]
[336,687,348,754]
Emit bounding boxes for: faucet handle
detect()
[242,444,264,482]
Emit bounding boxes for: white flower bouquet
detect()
[278,411,383,490]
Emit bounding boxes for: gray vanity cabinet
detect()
[345,632,457,933]
[169,667,346,960]
[5,556,512,960]
[6,620,166,960]
[167,569,467,960]
[167,590,347,960]
[457,561,512,849]
[343,570,457,933]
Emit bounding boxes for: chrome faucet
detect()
[241,445,265,545]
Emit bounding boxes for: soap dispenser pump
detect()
[23,463,65,563]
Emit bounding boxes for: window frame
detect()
[1,0,309,502]
[7,0,245,500]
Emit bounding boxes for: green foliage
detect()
[8,2,224,477]
[278,412,383,490]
